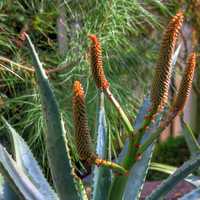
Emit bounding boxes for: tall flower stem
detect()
[73,81,127,174]
[88,34,134,134]
[108,12,184,200]
[104,88,134,133]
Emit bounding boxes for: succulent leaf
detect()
[0,173,18,200]
[0,145,45,200]
[123,142,155,200]
[0,174,4,197]
[25,34,80,200]
[180,117,200,158]
[1,117,58,200]
[179,187,200,200]
[108,97,151,200]
[92,92,111,200]
[117,97,151,162]
[146,154,200,200]
[149,162,200,188]
[123,100,162,200]
[3,182,19,200]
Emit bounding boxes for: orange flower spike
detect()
[73,81,97,163]
[73,81,128,174]
[151,12,184,113]
[172,53,196,113]
[88,34,109,90]
[73,81,84,97]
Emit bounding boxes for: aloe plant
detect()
[0,12,200,200]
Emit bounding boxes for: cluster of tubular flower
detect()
[72,11,197,175]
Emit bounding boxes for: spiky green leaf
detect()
[25,34,79,200]
[150,162,200,188]
[180,118,200,158]
[123,98,162,200]
[146,154,200,200]
[3,182,19,200]
[0,145,44,200]
[92,92,111,200]
[1,117,58,200]
[179,187,200,199]
[117,97,151,162]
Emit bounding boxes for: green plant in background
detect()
[0,0,174,174]
[1,11,200,200]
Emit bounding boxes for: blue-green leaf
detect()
[3,182,19,200]
[117,97,151,162]
[0,174,4,196]
[123,98,162,200]
[116,97,153,200]
[26,34,79,200]
[92,92,111,200]
[150,162,200,187]
[179,187,200,199]
[180,118,200,158]
[146,155,200,200]
[2,117,58,200]
[0,145,45,200]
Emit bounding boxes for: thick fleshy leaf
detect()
[117,97,151,162]
[0,174,4,197]
[26,34,79,200]
[186,175,200,188]
[123,98,163,200]
[150,162,200,188]
[150,162,176,174]
[180,118,200,158]
[179,187,200,199]
[146,154,200,200]
[118,43,182,199]
[3,182,19,200]
[92,92,111,200]
[2,117,58,200]
[0,145,44,200]
[0,168,19,200]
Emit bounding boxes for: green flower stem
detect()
[104,88,134,134]
[138,110,180,156]
[108,123,153,199]
[95,159,127,175]
[108,176,128,200]
[138,126,167,156]
[108,134,143,200]
[122,109,156,169]
[108,110,156,200]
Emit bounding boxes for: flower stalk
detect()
[151,11,184,113]
[108,12,185,200]
[138,53,197,156]
[72,81,127,174]
[88,34,134,134]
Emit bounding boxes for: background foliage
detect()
[0,0,181,177]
